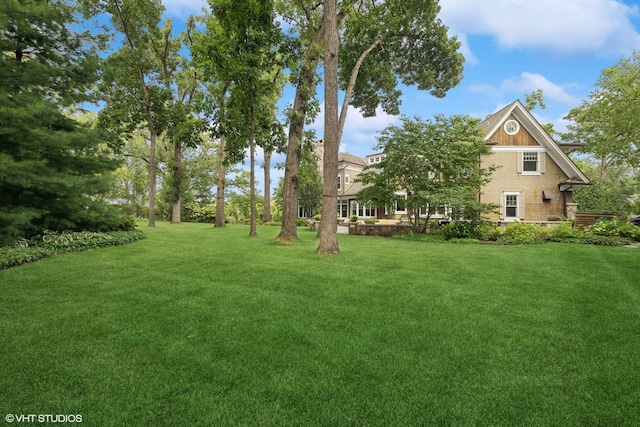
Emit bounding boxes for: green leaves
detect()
[356,115,495,229]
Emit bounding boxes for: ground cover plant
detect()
[0,230,146,270]
[1,223,639,425]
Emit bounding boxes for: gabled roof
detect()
[338,152,367,167]
[478,100,590,186]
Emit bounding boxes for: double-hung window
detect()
[517,151,545,175]
[501,192,524,221]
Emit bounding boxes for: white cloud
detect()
[500,72,581,106]
[469,72,580,106]
[309,104,399,156]
[440,0,640,56]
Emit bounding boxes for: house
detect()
[313,100,590,223]
[477,100,590,222]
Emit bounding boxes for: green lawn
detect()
[1,222,639,426]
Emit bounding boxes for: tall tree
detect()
[316,0,340,254]
[564,51,640,181]
[356,115,496,232]
[97,0,167,227]
[0,0,126,244]
[274,0,324,243]
[275,0,463,243]
[204,0,282,237]
[189,14,232,228]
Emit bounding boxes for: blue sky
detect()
[159,0,640,185]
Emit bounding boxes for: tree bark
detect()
[171,140,182,224]
[215,134,227,228]
[263,149,272,222]
[317,0,340,254]
[147,123,157,227]
[249,104,257,237]
[275,19,325,244]
[275,60,321,242]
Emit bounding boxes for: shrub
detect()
[441,221,475,239]
[442,221,497,240]
[584,219,640,241]
[498,222,547,245]
[297,218,308,227]
[580,219,639,245]
[0,230,146,270]
[183,202,216,223]
[548,221,582,243]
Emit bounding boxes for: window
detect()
[395,194,407,214]
[349,201,377,218]
[338,200,349,218]
[501,192,524,221]
[505,195,518,218]
[523,152,538,172]
[344,175,350,184]
[337,175,341,190]
[518,151,545,175]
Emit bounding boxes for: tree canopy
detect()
[564,51,640,179]
[356,115,496,231]
[0,0,128,244]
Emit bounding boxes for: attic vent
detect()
[542,190,553,201]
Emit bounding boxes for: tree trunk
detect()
[171,139,182,224]
[147,124,157,227]
[263,149,272,222]
[317,0,340,254]
[249,105,257,237]
[275,22,324,244]
[275,61,321,242]
[215,134,227,228]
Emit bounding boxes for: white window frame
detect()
[394,193,407,214]
[500,192,525,221]
[337,175,342,190]
[344,174,350,184]
[338,200,349,218]
[517,151,545,175]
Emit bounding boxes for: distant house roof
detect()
[477,100,590,186]
[338,152,367,167]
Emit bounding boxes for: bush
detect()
[442,221,497,240]
[548,221,582,243]
[584,219,640,241]
[297,218,308,227]
[578,219,639,245]
[498,222,547,245]
[0,230,146,270]
[183,202,216,223]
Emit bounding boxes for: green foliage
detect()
[441,220,500,241]
[547,222,582,243]
[0,229,145,270]
[564,51,640,170]
[339,0,463,117]
[357,115,496,231]
[183,202,216,223]
[0,2,129,244]
[498,222,548,245]
[582,219,640,245]
[297,218,308,227]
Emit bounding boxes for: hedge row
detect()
[440,219,640,246]
[0,230,146,270]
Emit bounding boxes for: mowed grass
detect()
[1,222,639,426]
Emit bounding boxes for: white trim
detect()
[482,101,590,185]
[493,146,546,152]
[502,191,524,221]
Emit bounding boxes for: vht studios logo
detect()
[5,414,83,423]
